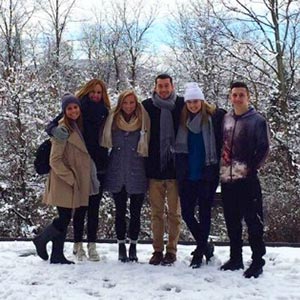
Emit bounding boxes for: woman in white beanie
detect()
[175,82,226,268]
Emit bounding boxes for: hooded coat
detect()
[220,107,270,183]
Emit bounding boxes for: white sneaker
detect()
[88,243,100,261]
[73,242,87,261]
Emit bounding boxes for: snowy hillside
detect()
[0,242,299,299]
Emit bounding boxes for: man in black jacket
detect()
[220,81,270,278]
[142,74,184,265]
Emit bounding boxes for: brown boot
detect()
[161,252,176,266]
[149,251,163,265]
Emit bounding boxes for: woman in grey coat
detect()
[102,90,150,262]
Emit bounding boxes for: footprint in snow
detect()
[102,277,116,288]
[160,283,181,293]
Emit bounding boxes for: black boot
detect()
[220,257,244,271]
[129,243,138,262]
[190,248,203,269]
[244,259,265,278]
[118,242,128,262]
[33,223,60,261]
[50,229,74,264]
[204,240,215,264]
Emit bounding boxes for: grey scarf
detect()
[152,91,176,171]
[175,113,217,165]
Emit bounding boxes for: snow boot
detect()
[50,229,74,264]
[118,241,128,262]
[129,241,138,262]
[73,242,87,261]
[33,223,60,261]
[244,259,265,278]
[220,257,244,271]
[88,243,100,261]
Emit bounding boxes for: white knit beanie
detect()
[184,82,205,102]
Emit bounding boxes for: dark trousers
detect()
[73,184,103,243]
[178,179,214,252]
[73,193,101,242]
[53,206,72,233]
[113,186,144,241]
[221,176,266,262]
[73,177,103,243]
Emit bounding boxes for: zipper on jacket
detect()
[229,118,238,182]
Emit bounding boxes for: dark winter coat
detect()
[104,129,148,194]
[46,95,109,177]
[176,108,226,183]
[220,107,270,183]
[142,96,185,179]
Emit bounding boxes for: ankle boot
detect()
[33,223,60,260]
[129,241,138,262]
[118,241,128,263]
[149,251,163,265]
[190,247,203,269]
[73,242,87,261]
[244,259,265,278]
[88,243,100,261]
[204,240,215,264]
[50,229,74,264]
[220,257,244,271]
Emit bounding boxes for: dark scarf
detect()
[80,95,108,150]
[152,91,176,171]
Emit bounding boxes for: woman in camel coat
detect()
[33,93,96,264]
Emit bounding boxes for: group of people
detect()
[33,74,270,279]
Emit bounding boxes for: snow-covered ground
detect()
[0,242,299,299]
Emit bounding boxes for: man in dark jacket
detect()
[220,81,270,278]
[142,74,184,265]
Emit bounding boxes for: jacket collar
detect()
[58,119,88,153]
[68,130,88,154]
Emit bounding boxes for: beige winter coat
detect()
[43,128,91,209]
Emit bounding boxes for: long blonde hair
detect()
[180,100,216,127]
[75,79,111,109]
[113,90,142,129]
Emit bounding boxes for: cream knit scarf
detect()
[101,103,150,157]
